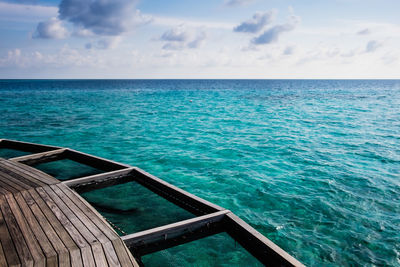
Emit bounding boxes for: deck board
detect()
[0,158,137,267]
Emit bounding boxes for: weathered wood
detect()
[131,167,225,216]
[0,242,8,267]
[14,192,59,267]
[0,169,36,189]
[0,183,11,195]
[10,148,67,165]
[39,186,99,267]
[0,195,34,267]
[4,160,58,185]
[0,160,48,187]
[57,184,119,239]
[0,179,19,193]
[122,210,229,255]
[103,241,123,267]
[27,189,80,266]
[0,208,21,267]
[63,167,135,193]
[0,156,139,267]
[224,213,305,267]
[50,184,112,266]
[56,185,137,267]
[111,239,137,267]
[0,171,28,192]
[5,194,46,267]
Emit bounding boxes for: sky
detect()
[0,0,399,79]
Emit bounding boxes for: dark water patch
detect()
[33,159,103,180]
[0,148,31,159]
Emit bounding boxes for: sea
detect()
[0,79,399,266]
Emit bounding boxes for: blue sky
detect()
[0,0,399,78]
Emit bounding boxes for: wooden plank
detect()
[61,186,140,266]
[224,213,305,267]
[10,149,67,166]
[0,169,36,189]
[0,208,21,267]
[0,179,19,193]
[112,239,137,267]
[91,242,108,267]
[0,241,9,267]
[122,210,229,256]
[0,172,30,192]
[0,195,34,267]
[26,189,80,267]
[131,167,224,216]
[0,161,48,187]
[14,192,59,267]
[0,186,11,195]
[51,184,109,266]
[36,187,96,267]
[63,168,135,194]
[4,194,46,267]
[52,184,110,243]
[58,185,137,267]
[58,184,118,241]
[103,241,122,267]
[40,186,98,245]
[2,160,55,185]
[3,160,58,185]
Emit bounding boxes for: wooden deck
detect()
[0,158,138,267]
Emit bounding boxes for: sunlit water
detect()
[0,79,399,266]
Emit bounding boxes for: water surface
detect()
[1,79,399,266]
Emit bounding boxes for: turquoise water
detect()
[0,79,399,266]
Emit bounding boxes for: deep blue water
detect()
[0,79,399,266]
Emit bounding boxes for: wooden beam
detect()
[224,213,305,267]
[63,168,135,193]
[9,148,67,165]
[130,167,224,216]
[65,149,130,172]
[122,210,229,256]
[0,139,61,153]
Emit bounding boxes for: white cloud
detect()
[33,17,68,39]
[160,26,207,50]
[224,0,254,7]
[188,31,207,48]
[252,14,300,45]
[283,45,295,55]
[85,37,122,50]
[234,10,276,33]
[366,40,382,53]
[58,0,152,36]
[161,25,190,42]
[357,28,371,35]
